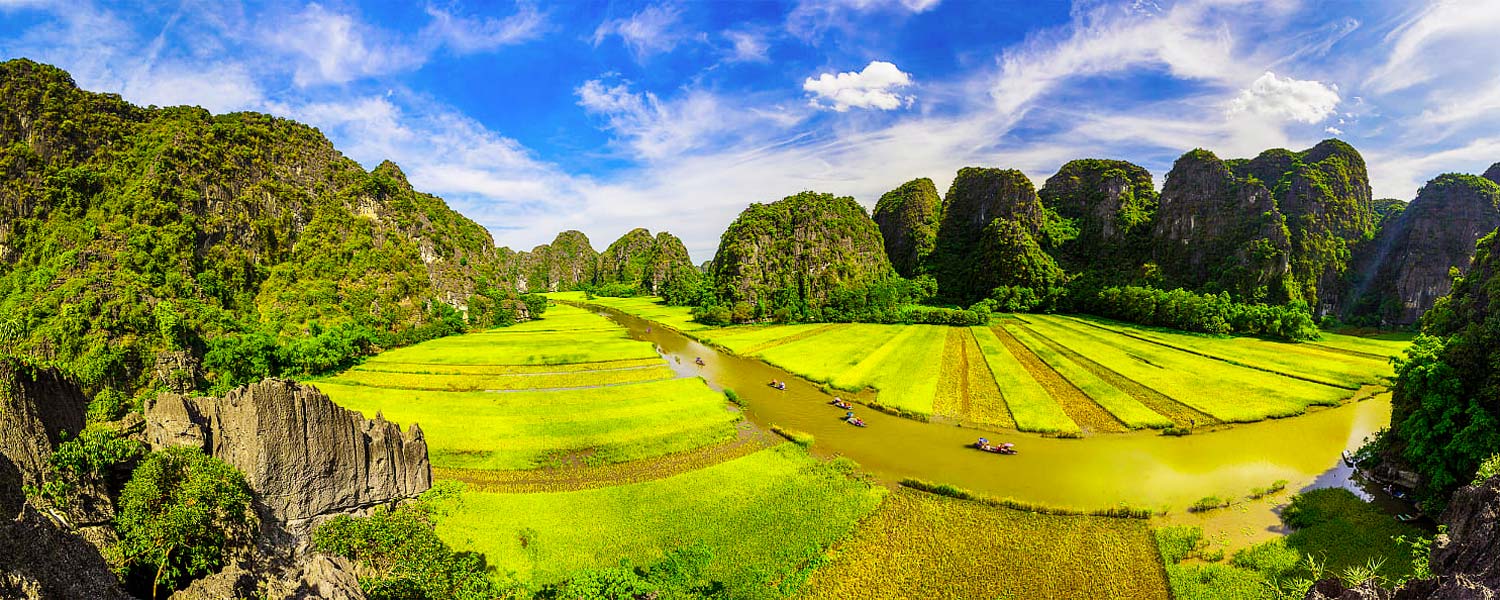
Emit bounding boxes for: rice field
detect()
[436,444,886,588]
[554,296,1407,435]
[800,488,1170,599]
[545,291,710,332]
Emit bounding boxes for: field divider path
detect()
[1303,343,1390,362]
[990,325,1126,433]
[1014,322,1218,427]
[1059,316,1354,390]
[434,425,779,493]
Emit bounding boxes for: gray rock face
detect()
[1341,174,1500,325]
[1484,162,1500,185]
[0,504,132,600]
[0,359,88,517]
[171,554,366,600]
[145,378,431,533]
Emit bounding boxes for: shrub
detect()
[111,447,253,599]
[769,425,814,448]
[1474,454,1500,485]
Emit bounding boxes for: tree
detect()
[110,446,253,599]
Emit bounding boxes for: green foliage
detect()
[932,168,1054,304]
[537,544,725,600]
[0,59,515,393]
[87,387,130,423]
[1077,285,1319,341]
[30,423,144,507]
[1474,454,1500,485]
[313,484,502,600]
[1279,488,1425,585]
[111,446,253,599]
[1388,229,1500,509]
[872,178,942,278]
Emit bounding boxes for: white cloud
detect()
[787,0,941,38]
[592,4,685,61]
[803,61,914,112]
[1324,126,1343,135]
[723,29,769,63]
[267,3,424,86]
[1365,0,1500,94]
[1226,71,1340,124]
[577,77,805,161]
[422,2,547,54]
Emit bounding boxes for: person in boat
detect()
[976,437,991,450]
[777,382,786,390]
[695,357,705,366]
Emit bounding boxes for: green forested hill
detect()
[0,59,530,391]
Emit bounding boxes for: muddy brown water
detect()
[592,307,1409,546]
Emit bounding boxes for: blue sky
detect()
[4,0,1500,260]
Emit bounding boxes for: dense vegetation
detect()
[1038,159,1157,274]
[0,58,538,395]
[109,447,253,599]
[871,178,941,278]
[1075,285,1319,340]
[1388,229,1500,510]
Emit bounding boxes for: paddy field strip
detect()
[971,326,1081,434]
[932,327,1016,428]
[1062,315,1393,389]
[1005,324,1174,430]
[800,488,1170,600]
[1012,322,1214,427]
[991,324,1127,433]
[1308,331,1415,360]
[753,324,909,385]
[318,378,739,470]
[828,325,947,414]
[709,323,851,355]
[436,444,887,588]
[545,291,710,332]
[1021,316,1348,422]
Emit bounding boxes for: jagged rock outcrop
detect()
[595,228,696,293]
[0,359,88,516]
[873,178,942,278]
[170,554,365,600]
[1306,474,1500,600]
[1038,159,1157,273]
[145,378,431,534]
[1154,140,1372,307]
[709,191,894,317]
[1483,162,1500,185]
[1342,174,1500,324]
[933,167,1059,303]
[0,504,132,600]
[517,230,598,292]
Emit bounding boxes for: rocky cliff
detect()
[1484,162,1500,185]
[1038,159,1156,273]
[0,359,88,516]
[515,230,598,292]
[932,167,1059,303]
[595,228,696,293]
[872,178,942,278]
[1153,141,1372,307]
[709,191,894,315]
[0,58,514,390]
[1342,174,1500,325]
[144,378,431,534]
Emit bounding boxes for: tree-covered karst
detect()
[1237,140,1374,313]
[1152,149,1295,303]
[1037,159,1157,273]
[708,191,896,321]
[932,167,1061,304]
[0,59,531,391]
[1484,162,1500,185]
[1388,228,1500,509]
[593,228,696,294]
[1342,174,1500,325]
[872,178,942,278]
[516,230,597,293]
[1151,140,1372,310]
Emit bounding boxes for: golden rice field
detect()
[558,295,1409,435]
[800,489,1170,599]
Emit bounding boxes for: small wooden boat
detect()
[1341,450,1356,467]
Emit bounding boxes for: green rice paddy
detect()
[559,295,1407,435]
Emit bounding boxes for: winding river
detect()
[590,306,1408,546]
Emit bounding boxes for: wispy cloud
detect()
[422,2,548,54]
[591,3,687,61]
